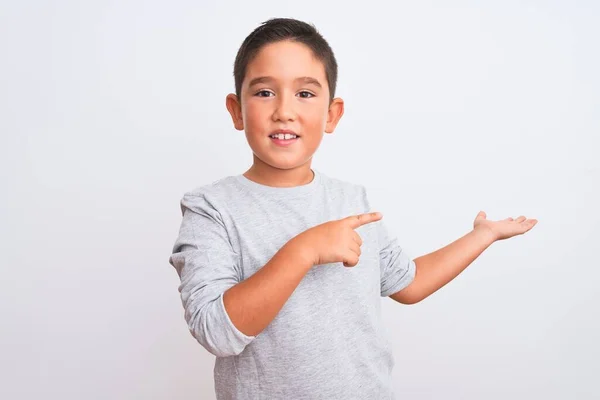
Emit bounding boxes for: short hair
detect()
[233,18,338,104]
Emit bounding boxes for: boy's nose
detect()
[271,96,296,122]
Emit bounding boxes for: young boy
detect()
[169,18,538,400]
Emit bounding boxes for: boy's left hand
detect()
[473,211,538,242]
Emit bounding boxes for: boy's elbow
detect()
[188,320,248,357]
[189,329,247,357]
[185,296,254,358]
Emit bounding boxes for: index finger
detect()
[348,212,383,229]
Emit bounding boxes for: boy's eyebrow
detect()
[248,76,322,88]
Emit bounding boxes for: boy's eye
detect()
[255,90,274,97]
[297,91,314,98]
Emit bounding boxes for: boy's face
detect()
[226,40,344,172]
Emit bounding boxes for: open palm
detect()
[473,211,538,241]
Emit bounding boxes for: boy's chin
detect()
[257,154,316,170]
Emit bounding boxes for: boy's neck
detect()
[243,161,315,188]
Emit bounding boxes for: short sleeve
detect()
[360,186,416,297]
[168,192,256,357]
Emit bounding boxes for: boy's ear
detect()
[325,97,344,134]
[225,93,244,131]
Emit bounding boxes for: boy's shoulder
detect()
[322,172,367,195]
[176,175,240,216]
[183,175,237,198]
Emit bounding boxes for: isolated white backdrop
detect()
[1,1,598,399]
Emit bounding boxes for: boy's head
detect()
[226,18,344,174]
[233,18,338,105]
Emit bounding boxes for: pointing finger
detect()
[348,212,382,229]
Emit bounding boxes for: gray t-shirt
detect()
[169,169,416,399]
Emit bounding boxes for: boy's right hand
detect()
[294,212,383,268]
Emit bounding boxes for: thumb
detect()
[475,211,486,222]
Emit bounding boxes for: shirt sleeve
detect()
[360,186,416,297]
[168,192,256,357]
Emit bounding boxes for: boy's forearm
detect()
[405,227,496,303]
[223,239,314,337]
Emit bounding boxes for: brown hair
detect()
[233,18,338,103]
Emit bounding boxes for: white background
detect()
[1,1,598,399]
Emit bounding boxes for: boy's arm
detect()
[390,211,538,305]
[390,227,495,304]
[223,239,313,337]
[170,193,314,358]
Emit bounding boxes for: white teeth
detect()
[271,133,297,140]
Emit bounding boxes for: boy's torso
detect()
[191,170,397,400]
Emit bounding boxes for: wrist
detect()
[285,236,316,269]
[473,225,497,245]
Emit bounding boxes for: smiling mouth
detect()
[269,135,299,146]
[269,133,300,139]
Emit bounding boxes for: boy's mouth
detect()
[269,130,300,147]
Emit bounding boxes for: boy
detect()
[169,18,538,400]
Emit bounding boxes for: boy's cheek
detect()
[244,106,271,123]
